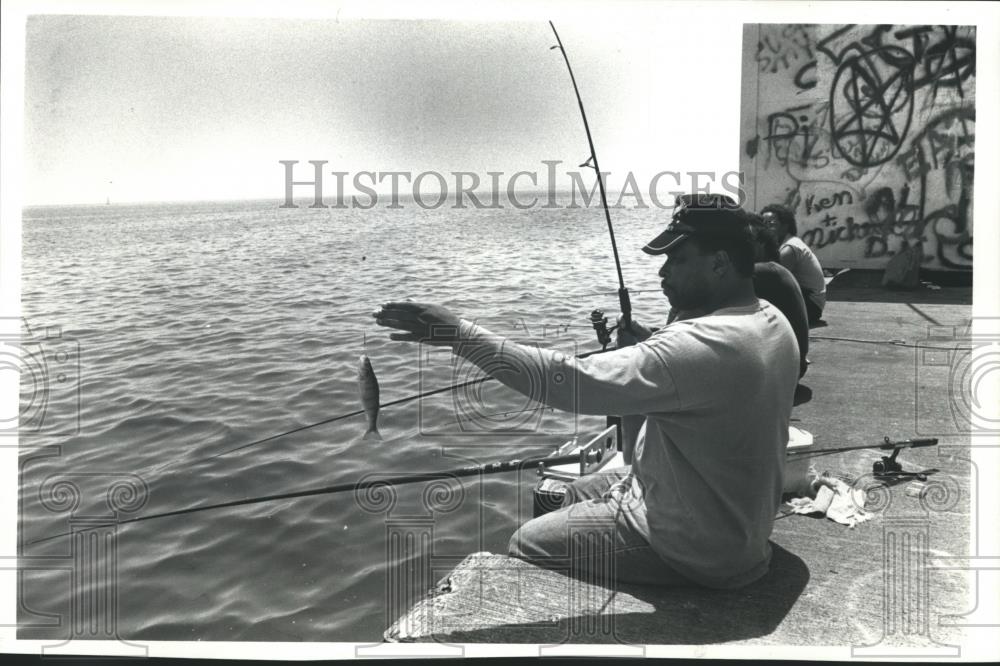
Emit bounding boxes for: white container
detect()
[784,425,816,495]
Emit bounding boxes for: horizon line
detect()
[23,188,684,209]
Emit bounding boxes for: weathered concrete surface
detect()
[387,284,975,646]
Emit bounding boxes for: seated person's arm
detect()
[778,245,796,271]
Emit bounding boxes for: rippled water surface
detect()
[18,199,672,641]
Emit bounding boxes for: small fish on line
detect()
[358,355,382,440]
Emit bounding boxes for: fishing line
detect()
[172,22,632,476]
[210,346,609,458]
[574,289,662,299]
[456,404,554,422]
[137,345,614,480]
[141,333,963,477]
[160,334,962,473]
[510,330,979,350]
[136,375,493,478]
[532,322,599,329]
[809,335,975,350]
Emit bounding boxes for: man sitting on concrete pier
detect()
[761,203,827,325]
[373,194,799,589]
[749,215,811,379]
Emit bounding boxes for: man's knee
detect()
[507,526,530,560]
[508,520,547,560]
[561,468,628,506]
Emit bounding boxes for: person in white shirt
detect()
[761,204,826,324]
[373,194,799,588]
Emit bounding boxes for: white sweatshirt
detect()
[454,300,799,588]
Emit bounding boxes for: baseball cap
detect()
[642,193,750,255]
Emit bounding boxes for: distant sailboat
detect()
[106,179,113,205]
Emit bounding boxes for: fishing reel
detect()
[590,309,618,350]
[872,436,935,481]
[591,305,635,351]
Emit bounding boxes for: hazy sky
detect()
[23,13,745,204]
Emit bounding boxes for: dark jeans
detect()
[507,468,694,586]
[803,292,823,324]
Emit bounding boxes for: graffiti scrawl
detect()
[742,23,975,271]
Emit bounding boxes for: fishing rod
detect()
[145,26,636,473]
[549,21,632,335]
[785,436,938,458]
[184,26,635,465]
[787,436,939,480]
[30,448,604,544]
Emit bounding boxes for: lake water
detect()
[16,198,676,642]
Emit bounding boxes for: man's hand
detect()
[603,478,630,501]
[615,316,652,348]
[372,301,462,346]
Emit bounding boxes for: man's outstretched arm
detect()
[373,301,679,417]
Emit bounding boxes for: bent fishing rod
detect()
[550,21,632,335]
[211,24,632,460]
[31,448,605,544]
[147,25,633,474]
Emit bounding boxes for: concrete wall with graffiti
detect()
[740,24,975,271]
